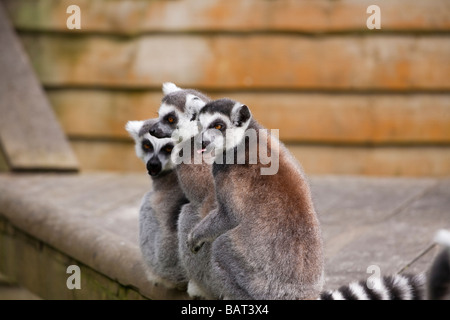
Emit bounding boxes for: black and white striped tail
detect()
[319,274,425,300]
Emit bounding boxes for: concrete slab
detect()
[312,177,450,290]
[0,172,448,298]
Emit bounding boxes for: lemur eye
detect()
[164,146,173,153]
[142,141,152,151]
[211,122,225,131]
[167,116,175,123]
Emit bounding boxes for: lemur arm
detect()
[187,206,237,253]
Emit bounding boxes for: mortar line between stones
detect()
[397,243,436,275]
[384,179,441,222]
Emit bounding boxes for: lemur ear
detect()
[233,104,251,127]
[186,94,206,120]
[125,120,144,141]
[162,82,182,95]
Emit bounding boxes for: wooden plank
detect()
[21,34,450,91]
[50,90,450,144]
[71,140,144,173]
[288,144,450,177]
[49,90,162,140]
[70,139,450,177]
[0,4,78,171]
[240,93,450,144]
[4,0,450,33]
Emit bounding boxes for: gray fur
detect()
[139,172,188,290]
[126,118,188,290]
[176,136,222,299]
[162,89,210,113]
[151,83,221,298]
[138,118,157,137]
[188,98,325,299]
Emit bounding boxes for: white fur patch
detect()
[186,93,207,115]
[225,126,247,151]
[125,120,144,140]
[368,277,390,300]
[173,118,200,142]
[187,281,209,299]
[434,229,450,247]
[147,134,174,152]
[349,282,369,300]
[162,82,181,95]
[331,290,345,300]
[158,102,179,118]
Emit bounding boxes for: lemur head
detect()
[149,82,210,140]
[197,98,252,156]
[126,119,175,177]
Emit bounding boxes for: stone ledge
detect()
[0,218,147,299]
[0,172,449,299]
[0,172,188,300]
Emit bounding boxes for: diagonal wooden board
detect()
[0,3,78,171]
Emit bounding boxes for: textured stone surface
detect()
[1,172,448,298]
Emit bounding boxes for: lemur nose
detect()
[148,123,162,138]
[146,159,161,176]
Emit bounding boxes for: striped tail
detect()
[319,273,425,300]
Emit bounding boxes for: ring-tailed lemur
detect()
[187,97,447,301]
[150,82,222,299]
[187,98,325,300]
[126,118,189,290]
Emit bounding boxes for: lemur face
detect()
[140,134,174,176]
[149,103,182,139]
[126,120,174,176]
[149,82,207,140]
[198,99,251,156]
[197,113,229,156]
